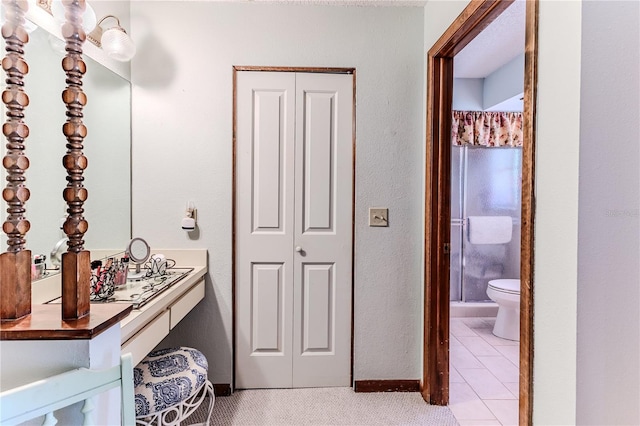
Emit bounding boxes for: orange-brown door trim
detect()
[422,1,538,425]
[519,1,538,422]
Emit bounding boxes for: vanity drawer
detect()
[170,278,205,329]
[122,310,170,365]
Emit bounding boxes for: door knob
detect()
[295,246,303,253]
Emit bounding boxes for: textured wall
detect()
[453,54,524,113]
[482,53,523,110]
[130,2,424,385]
[577,2,640,425]
[453,78,483,110]
[533,2,582,423]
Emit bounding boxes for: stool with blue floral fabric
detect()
[134,347,214,425]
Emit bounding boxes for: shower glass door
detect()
[450,146,522,302]
[450,146,464,302]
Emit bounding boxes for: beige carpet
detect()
[188,387,458,425]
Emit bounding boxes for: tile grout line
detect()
[450,317,519,426]
[455,332,519,391]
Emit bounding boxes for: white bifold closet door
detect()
[235,71,353,389]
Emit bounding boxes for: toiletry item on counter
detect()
[114,256,129,286]
[31,254,46,280]
[90,257,124,301]
[146,254,177,278]
[149,254,167,276]
[91,260,104,294]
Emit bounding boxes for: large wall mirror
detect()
[0,17,131,274]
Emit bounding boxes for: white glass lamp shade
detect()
[0,4,38,33]
[51,0,97,33]
[101,27,136,61]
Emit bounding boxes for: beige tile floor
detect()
[449,317,519,426]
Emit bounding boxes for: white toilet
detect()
[486,279,520,341]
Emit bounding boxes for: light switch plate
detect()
[369,208,388,227]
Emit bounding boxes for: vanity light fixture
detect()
[87,15,136,62]
[48,0,97,33]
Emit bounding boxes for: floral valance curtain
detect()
[452,111,523,147]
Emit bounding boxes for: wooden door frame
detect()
[422,1,538,425]
[231,66,357,390]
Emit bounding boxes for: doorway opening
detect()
[423,1,538,425]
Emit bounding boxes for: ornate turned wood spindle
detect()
[60,0,91,320]
[0,0,31,321]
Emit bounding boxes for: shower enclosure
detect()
[450,146,522,302]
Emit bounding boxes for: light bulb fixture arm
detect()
[96,14,121,28]
[86,14,136,61]
[87,15,122,48]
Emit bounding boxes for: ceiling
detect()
[453,0,526,78]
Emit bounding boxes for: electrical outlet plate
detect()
[369,208,388,227]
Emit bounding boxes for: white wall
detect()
[452,78,483,110]
[453,55,524,113]
[483,53,523,110]
[130,2,424,385]
[576,1,640,425]
[533,2,582,423]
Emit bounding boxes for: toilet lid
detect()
[488,279,520,295]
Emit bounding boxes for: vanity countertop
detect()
[6,249,208,345]
[0,304,133,340]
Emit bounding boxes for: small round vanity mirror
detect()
[126,237,150,280]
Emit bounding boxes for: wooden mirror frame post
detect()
[0,0,32,321]
[60,0,91,320]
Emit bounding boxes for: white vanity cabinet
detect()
[30,249,208,365]
[121,273,206,365]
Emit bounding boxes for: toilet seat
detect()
[487,279,520,295]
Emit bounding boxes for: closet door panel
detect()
[236,71,295,389]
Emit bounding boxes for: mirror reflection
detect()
[0,24,131,274]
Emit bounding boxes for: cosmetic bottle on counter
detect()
[114,257,129,286]
[31,255,46,280]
